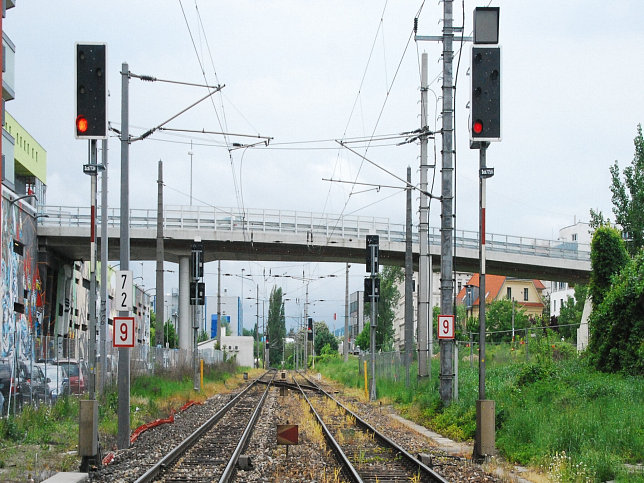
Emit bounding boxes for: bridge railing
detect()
[38,205,590,261]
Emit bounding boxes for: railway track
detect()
[292,371,448,483]
[133,369,275,483]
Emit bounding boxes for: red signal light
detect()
[473,120,484,135]
[76,116,89,133]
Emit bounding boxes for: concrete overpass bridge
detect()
[37,205,591,283]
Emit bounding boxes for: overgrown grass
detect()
[316,344,644,482]
[98,360,242,438]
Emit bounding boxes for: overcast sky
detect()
[6,1,644,330]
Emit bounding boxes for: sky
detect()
[6,1,644,331]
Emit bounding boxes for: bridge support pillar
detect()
[179,256,191,351]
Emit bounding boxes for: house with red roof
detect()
[456,274,546,319]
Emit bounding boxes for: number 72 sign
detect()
[438,315,455,339]
[113,317,135,348]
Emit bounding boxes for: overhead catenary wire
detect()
[321,0,390,216]
[326,1,427,242]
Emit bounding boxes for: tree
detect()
[313,321,338,355]
[588,252,644,375]
[267,286,286,365]
[363,266,403,352]
[485,299,528,342]
[608,124,644,256]
[163,320,178,348]
[589,226,628,308]
[197,330,209,343]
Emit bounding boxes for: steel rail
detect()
[298,371,449,483]
[219,371,276,482]
[133,370,273,483]
[293,376,364,483]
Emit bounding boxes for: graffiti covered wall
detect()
[0,196,41,361]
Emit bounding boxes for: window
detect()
[506,287,512,300]
[524,288,529,301]
[13,239,23,256]
[572,233,578,241]
[553,300,557,312]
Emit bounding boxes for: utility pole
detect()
[117,62,131,450]
[418,53,430,379]
[304,283,309,368]
[438,0,456,405]
[155,160,164,349]
[344,262,350,362]
[405,167,413,387]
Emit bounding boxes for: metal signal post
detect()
[366,235,380,401]
[470,6,500,460]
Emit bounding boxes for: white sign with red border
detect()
[437,315,455,339]
[113,316,135,348]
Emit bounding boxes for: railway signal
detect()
[75,43,107,139]
[471,6,500,461]
[470,46,501,144]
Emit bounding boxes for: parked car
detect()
[52,359,88,395]
[0,359,49,412]
[34,362,66,403]
[17,362,49,407]
[0,359,20,413]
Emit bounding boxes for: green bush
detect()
[317,348,644,482]
[588,251,644,375]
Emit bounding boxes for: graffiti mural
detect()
[0,196,41,361]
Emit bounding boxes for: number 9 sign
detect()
[113,317,135,347]
[437,315,455,339]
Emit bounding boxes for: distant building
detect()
[198,335,254,368]
[549,221,591,317]
[393,272,472,352]
[205,292,241,336]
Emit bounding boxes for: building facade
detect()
[456,273,546,320]
[549,221,591,317]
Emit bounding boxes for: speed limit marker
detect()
[437,315,455,339]
[113,317,135,347]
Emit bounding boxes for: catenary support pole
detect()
[405,166,414,387]
[155,160,164,348]
[439,0,455,404]
[117,62,131,450]
[344,262,349,362]
[418,53,430,379]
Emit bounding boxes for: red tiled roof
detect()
[456,273,506,305]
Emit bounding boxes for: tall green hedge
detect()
[588,251,644,375]
[589,225,628,308]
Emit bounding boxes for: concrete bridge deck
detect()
[37,205,591,282]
